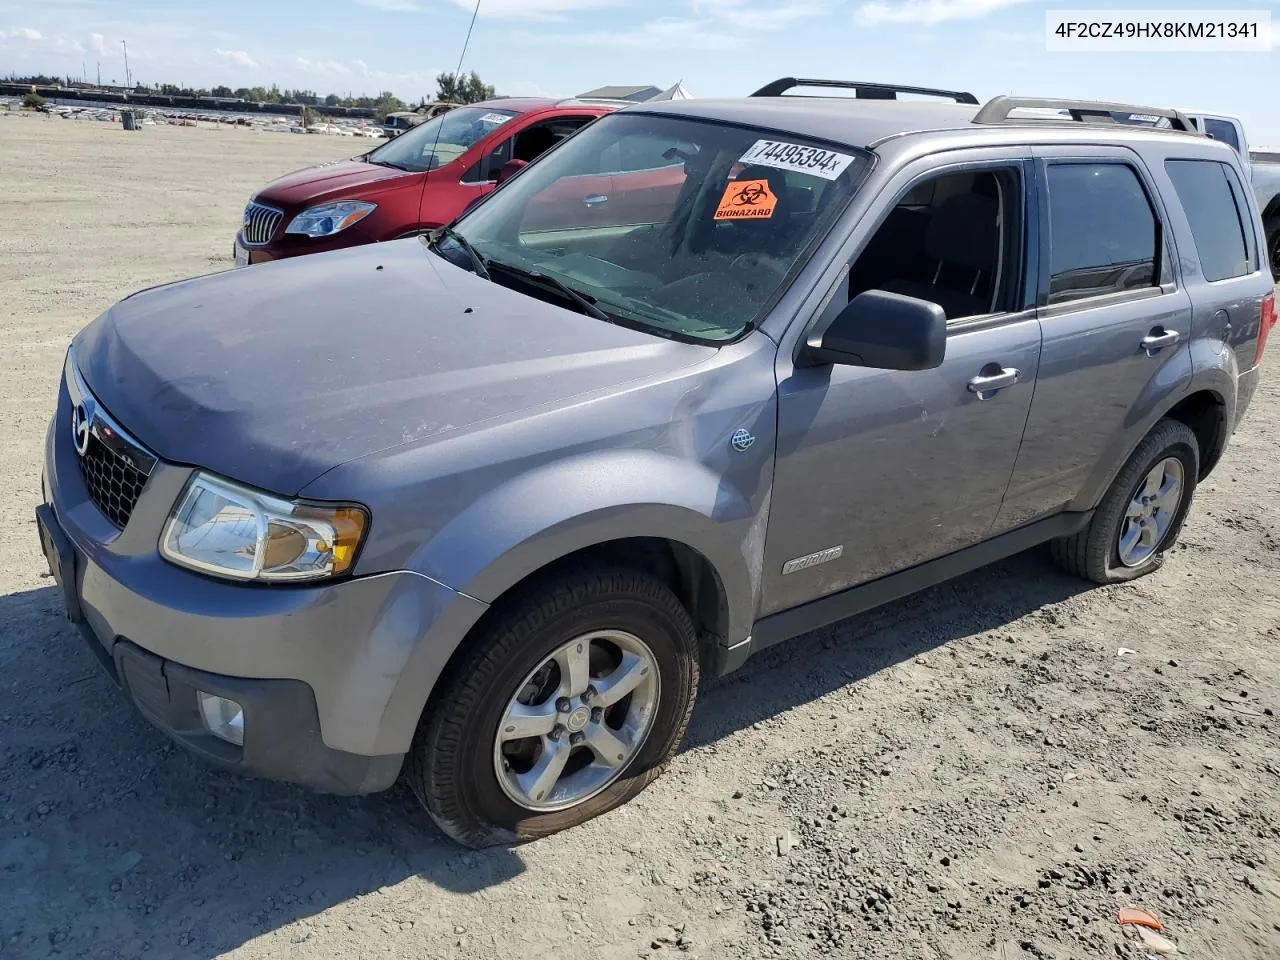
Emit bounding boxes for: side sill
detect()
[713,510,1092,677]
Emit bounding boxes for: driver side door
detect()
[761,152,1041,616]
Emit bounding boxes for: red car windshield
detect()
[368,106,519,172]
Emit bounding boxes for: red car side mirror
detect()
[496,159,528,185]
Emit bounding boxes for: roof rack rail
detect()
[751,77,978,105]
[973,96,1200,133]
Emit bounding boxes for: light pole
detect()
[121,40,131,88]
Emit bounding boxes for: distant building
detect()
[577,84,663,102]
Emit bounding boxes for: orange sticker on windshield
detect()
[714,179,777,220]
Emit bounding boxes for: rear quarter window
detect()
[1165,159,1254,282]
[1201,118,1241,152]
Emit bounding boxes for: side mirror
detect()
[496,158,528,185]
[800,290,947,371]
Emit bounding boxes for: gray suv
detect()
[37,79,1276,847]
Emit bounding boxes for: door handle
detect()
[967,367,1020,397]
[1141,329,1181,352]
[584,194,609,207]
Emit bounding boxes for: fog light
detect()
[197,692,244,746]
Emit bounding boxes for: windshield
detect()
[435,112,870,343]
[368,106,519,172]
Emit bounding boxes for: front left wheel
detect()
[406,567,699,848]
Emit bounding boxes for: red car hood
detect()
[255,158,414,206]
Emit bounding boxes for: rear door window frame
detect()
[1032,147,1182,317]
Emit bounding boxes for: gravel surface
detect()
[2,117,1279,960]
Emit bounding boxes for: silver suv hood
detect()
[74,239,713,495]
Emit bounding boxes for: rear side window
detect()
[1202,118,1241,152]
[1045,163,1159,304]
[1165,159,1253,282]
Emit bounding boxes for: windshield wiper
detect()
[486,260,612,322]
[367,157,408,170]
[434,227,490,280]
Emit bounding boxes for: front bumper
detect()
[36,495,413,794]
[234,227,375,265]
[41,382,489,792]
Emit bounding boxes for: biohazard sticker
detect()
[714,179,778,220]
[738,139,855,181]
[480,113,512,124]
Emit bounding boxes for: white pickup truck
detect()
[1181,111,1280,275]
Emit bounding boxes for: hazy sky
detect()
[2,0,1276,141]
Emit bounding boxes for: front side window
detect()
[437,113,870,343]
[845,167,1021,321]
[1165,159,1253,282]
[367,106,519,172]
[463,116,596,183]
[1045,163,1160,304]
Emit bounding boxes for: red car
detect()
[233,98,623,266]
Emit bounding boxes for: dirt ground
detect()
[2,117,1279,960]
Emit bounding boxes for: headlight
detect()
[160,472,368,583]
[285,200,376,238]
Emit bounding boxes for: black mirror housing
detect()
[801,290,947,371]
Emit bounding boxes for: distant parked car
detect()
[233,97,625,267]
[381,102,459,139]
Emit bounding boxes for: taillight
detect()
[1256,293,1277,367]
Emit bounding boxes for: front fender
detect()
[414,449,763,645]
[368,451,767,755]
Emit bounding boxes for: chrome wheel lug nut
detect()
[569,731,585,746]
[581,686,596,705]
[556,697,571,713]
[591,707,603,722]
[548,724,565,742]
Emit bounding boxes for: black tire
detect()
[1049,418,1199,584]
[1268,223,1280,280]
[406,567,699,848]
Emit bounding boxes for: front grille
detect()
[79,433,148,529]
[241,201,284,245]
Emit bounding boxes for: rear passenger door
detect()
[996,147,1194,529]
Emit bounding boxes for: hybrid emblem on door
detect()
[782,545,843,575]
[730,428,755,452]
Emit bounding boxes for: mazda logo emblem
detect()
[71,403,91,456]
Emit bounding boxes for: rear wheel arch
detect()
[1074,382,1230,515]
[1163,389,1228,480]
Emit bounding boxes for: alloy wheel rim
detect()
[1117,456,1184,567]
[493,629,660,812]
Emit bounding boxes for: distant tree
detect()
[22,92,46,110]
[372,90,407,122]
[324,93,340,107]
[233,87,252,99]
[300,106,320,127]
[211,85,233,98]
[436,71,494,104]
